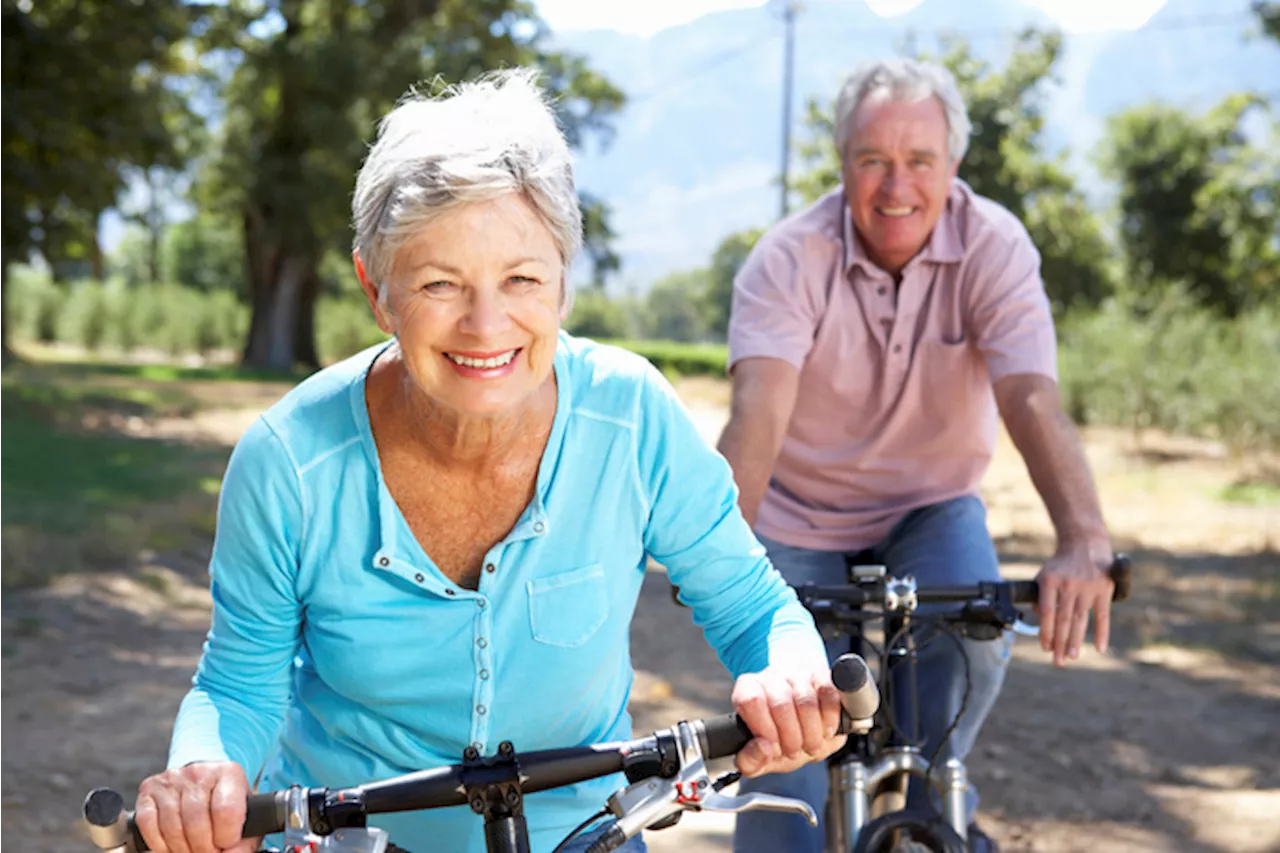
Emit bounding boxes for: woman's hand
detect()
[134,761,258,853]
[731,664,847,778]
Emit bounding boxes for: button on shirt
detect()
[728,180,1057,551]
[168,332,823,853]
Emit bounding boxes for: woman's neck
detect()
[368,354,556,471]
[411,382,555,468]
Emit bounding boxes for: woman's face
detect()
[358,193,565,418]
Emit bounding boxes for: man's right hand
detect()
[134,761,259,853]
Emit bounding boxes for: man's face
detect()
[841,92,959,275]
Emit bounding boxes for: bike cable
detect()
[550,807,611,853]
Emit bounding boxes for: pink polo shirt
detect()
[728,180,1057,551]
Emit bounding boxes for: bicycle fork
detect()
[826,750,969,851]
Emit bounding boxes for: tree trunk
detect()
[238,1,322,374]
[90,209,105,282]
[147,168,162,285]
[240,209,321,372]
[2,255,14,365]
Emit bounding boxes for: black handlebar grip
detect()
[244,791,285,838]
[1010,555,1132,606]
[89,791,283,852]
[1008,580,1040,604]
[698,713,755,760]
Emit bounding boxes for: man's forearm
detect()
[998,375,1110,559]
[717,359,801,528]
[717,412,782,528]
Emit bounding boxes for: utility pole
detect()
[779,0,797,219]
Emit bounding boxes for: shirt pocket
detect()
[526,563,609,648]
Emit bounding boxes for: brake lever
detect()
[602,721,817,846]
[1010,618,1040,637]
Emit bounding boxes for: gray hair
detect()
[352,67,582,304]
[833,59,972,164]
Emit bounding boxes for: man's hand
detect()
[1036,549,1114,667]
[731,665,847,778]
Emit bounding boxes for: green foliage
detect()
[791,97,841,206]
[316,297,389,365]
[1256,2,1280,41]
[704,228,765,338]
[57,282,112,352]
[644,270,711,343]
[110,228,156,288]
[166,213,248,293]
[602,339,728,378]
[579,194,622,288]
[7,265,63,343]
[1098,95,1280,316]
[1058,290,1280,452]
[564,289,636,340]
[7,268,249,357]
[1,0,198,270]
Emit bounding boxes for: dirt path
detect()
[3,379,1278,852]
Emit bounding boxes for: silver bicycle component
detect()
[606,722,818,843]
[851,563,888,581]
[1011,618,1041,637]
[827,747,970,848]
[883,575,919,612]
[283,785,389,853]
[826,759,869,853]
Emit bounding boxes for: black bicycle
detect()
[792,554,1132,853]
[82,654,880,853]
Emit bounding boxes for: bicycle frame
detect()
[820,566,972,853]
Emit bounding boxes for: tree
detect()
[644,270,710,343]
[1255,2,1280,41]
[1098,94,1280,315]
[789,30,1114,313]
[1,0,196,358]
[579,193,621,289]
[564,289,632,339]
[703,228,764,338]
[196,0,624,371]
[166,213,248,293]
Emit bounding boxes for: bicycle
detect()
[791,553,1132,853]
[82,655,881,853]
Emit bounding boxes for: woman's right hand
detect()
[134,761,259,853]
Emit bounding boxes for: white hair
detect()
[352,67,582,305]
[833,59,972,164]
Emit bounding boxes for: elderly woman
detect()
[134,69,844,853]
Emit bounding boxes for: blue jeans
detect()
[733,496,1014,853]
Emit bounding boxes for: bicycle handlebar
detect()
[84,656,878,852]
[795,553,1132,611]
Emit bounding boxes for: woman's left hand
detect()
[731,664,847,777]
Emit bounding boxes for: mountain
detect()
[550,0,1279,290]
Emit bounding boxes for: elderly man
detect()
[723,59,1117,852]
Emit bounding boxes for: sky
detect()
[534,0,1170,36]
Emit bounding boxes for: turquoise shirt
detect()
[169,332,825,853]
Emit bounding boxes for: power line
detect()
[808,10,1258,41]
[626,31,777,104]
[624,10,1263,106]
